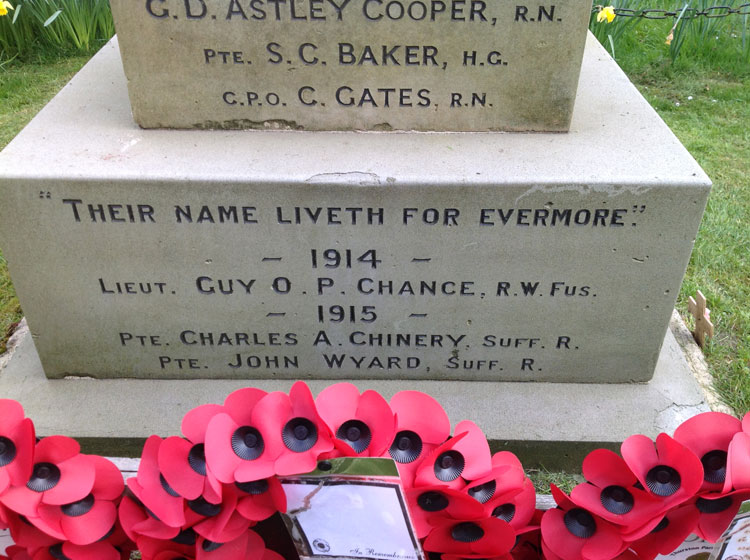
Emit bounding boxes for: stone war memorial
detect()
[0,0,713,466]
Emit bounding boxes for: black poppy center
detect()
[492,503,516,522]
[564,508,596,539]
[160,473,181,497]
[417,491,449,512]
[646,465,681,496]
[651,517,670,533]
[188,443,207,476]
[27,462,61,492]
[144,507,162,521]
[49,544,72,560]
[0,437,16,467]
[701,450,727,484]
[600,485,634,515]
[389,430,423,464]
[434,450,465,482]
[467,480,496,504]
[231,426,264,461]
[235,479,270,495]
[187,497,221,517]
[202,540,224,552]
[696,496,733,514]
[337,420,372,454]
[61,493,95,517]
[97,524,116,542]
[451,522,484,543]
[172,528,198,545]
[282,417,318,452]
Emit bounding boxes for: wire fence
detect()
[600,3,750,18]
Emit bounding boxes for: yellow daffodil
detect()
[596,5,616,23]
[0,0,13,16]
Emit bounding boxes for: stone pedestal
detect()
[0,34,715,467]
[0,35,711,385]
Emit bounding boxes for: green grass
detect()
[0,0,114,58]
[601,15,750,416]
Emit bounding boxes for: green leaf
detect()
[11,2,20,24]
[43,9,62,27]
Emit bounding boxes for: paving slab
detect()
[0,314,710,471]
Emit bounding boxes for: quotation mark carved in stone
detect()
[39,191,51,199]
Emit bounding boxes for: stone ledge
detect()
[0,318,710,471]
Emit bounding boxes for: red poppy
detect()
[233,476,286,521]
[3,545,33,560]
[100,518,135,559]
[32,454,123,545]
[204,388,277,484]
[570,449,664,533]
[724,430,750,493]
[486,452,527,496]
[423,517,516,557]
[0,501,9,528]
[30,540,121,560]
[611,552,642,560]
[673,411,741,493]
[159,405,224,504]
[251,382,334,477]
[620,433,703,510]
[316,383,395,457]
[415,421,491,490]
[414,432,468,491]
[0,437,95,519]
[117,493,180,542]
[484,477,537,532]
[540,485,627,560]
[387,391,451,488]
[510,524,542,560]
[405,485,485,538]
[195,528,267,560]
[689,490,750,542]
[183,485,252,544]
[627,505,700,559]
[126,436,185,529]
[468,452,529,523]
[443,555,513,560]
[136,534,196,560]
[0,400,35,496]
[5,509,59,555]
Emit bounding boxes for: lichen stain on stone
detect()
[192,119,304,131]
[305,172,382,186]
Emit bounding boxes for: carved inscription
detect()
[49,194,655,380]
[109,0,593,130]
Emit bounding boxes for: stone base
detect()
[0,35,711,384]
[0,312,710,471]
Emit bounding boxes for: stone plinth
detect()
[109,0,593,131]
[0,35,711,383]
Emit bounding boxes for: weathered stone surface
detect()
[0,320,712,469]
[0,36,711,382]
[108,0,593,131]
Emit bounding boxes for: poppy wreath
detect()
[0,399,134,560]
[3,387,750,560]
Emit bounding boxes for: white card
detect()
[282,477,422,560]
